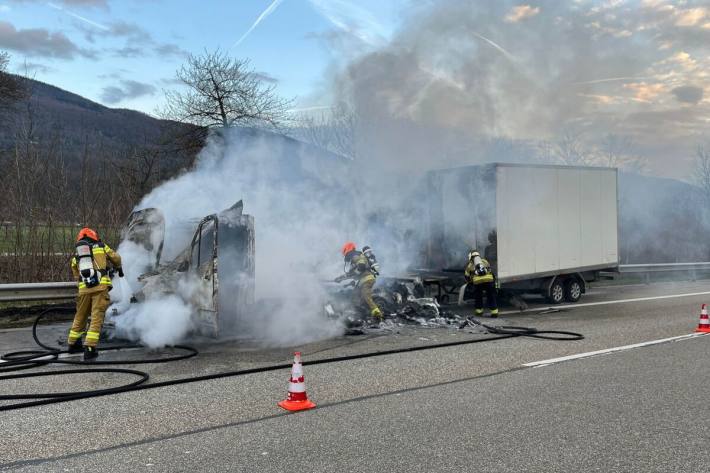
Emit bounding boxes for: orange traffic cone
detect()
[278,352,316,412]
[696,304,710,333]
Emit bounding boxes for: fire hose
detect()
[0,311,583,411]
[0,309,197,409]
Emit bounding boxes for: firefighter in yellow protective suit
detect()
[465,250,498,318]
[334,242,383,320]
[67,227,123,360]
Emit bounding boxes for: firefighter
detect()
[465,250,498,317]
[334,242,383,320]
[67,227,123,360]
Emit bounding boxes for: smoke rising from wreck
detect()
[113,128,424,347]
[316,0,710,265]
[112,0,710,346]
[326,0,707,177]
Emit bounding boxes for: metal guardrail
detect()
[0,282,76,302]
[2,262,710,303]
[618,263,710,273]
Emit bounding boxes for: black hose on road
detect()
[475,321,585,341]
[0,311,583,412]
[0,368,149,400]
[1,311,197,372]
[0,310,196,408]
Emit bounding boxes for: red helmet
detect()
[341,242,356,257]
[76,227,99,242]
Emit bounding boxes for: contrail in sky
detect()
[308,0,385,46]
[233,0,285,47]
[48,2,109,31]
[574,77,654,85]
[287,105,332,113]
[472,32,515,61]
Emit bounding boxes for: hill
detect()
[0,77,198,156]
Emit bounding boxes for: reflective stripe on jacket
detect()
[71,242,122,294]
[345,253,376,285]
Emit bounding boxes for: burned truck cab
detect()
[184,202,255,336]
[123,201,255,338]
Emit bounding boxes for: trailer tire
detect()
[546,279,565,304]
[564,279,582,303]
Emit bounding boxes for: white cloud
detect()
[675,7,708,27]
[504,5,541,23]
[0,4,10,12]
[668,51,698,71]
[623,82,666,103]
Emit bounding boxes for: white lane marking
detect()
[500,290,710,316]
[523,332,709,367]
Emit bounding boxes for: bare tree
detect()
[536,131,649,171]
[693,143,710,207]
[537,130,592,166]
[535,139,555,164]
[598,133,649,172]
[160,50,291,129]
[112,144,162,204]
[0,51,27,115]
[294,102,357,159]
[599,133,633,167]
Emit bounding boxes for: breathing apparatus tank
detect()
[469,251,488,277]
[76,240,100,288]
[362,246,380,276]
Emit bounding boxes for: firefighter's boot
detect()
[83,346,99,361]
[67,338,83,354]
[371,307,383,321]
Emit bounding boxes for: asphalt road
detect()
[1,279,710,472]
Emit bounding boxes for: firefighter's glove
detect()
[118,267,124,278]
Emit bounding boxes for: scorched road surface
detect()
[1,279,709,472]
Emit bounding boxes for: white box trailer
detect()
[426,163,619,303]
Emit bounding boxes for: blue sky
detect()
[0,0,406,114]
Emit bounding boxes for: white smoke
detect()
[320,0,710,178]
[109,239,192,348]
[114,295,193,349]
[112,128,411,347]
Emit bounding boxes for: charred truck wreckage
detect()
[104,161,620,343]
[107,200,463,341]
[107,201,255,338]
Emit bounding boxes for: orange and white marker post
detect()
[278,352,316,412]
[696,304,710,333]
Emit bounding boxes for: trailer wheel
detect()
[546,279,565,304]
[564,279,582,303]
